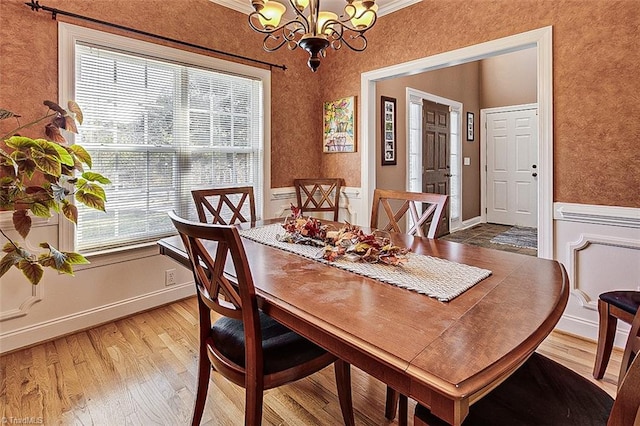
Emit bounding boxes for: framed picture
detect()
[466,111,474,141]
[381,96,396,165]
[323,96,356,153]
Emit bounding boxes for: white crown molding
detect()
[554,202,640,229]
[208,0,421,17]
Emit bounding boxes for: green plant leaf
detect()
[67,100,83,125]
[75,190,105,211]
[81,171,111,184]
[62,200,78,224]
[2,242,17,254]
[70,144,92,168]
[39,242,66,268]
[65,251,89,265]
[79,181,106,201]
[51,143,74,166]
[30,202,51,218]
[0,108,19,121]
[0,252,21,278]
[6,136,37,150]
[12,209,32,239]
[17,259,44,285]
[32,152,62,177]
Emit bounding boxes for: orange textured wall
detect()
[0,0,322,188]
[2,0,639,207]
[317,0,640,207]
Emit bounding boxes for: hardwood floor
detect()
[0,297,622,425]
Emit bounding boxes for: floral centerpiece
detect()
[278,205,410,265]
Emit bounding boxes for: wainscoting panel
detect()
[554,203,640,348]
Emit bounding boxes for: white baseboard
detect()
[460,216,483,230]
[556,313,631,349]
[0,282,195,354]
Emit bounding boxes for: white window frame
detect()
[58,23,271,263]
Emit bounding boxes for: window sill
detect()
[74,241,163,271]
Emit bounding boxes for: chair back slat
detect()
[192,186,256,225]
[608,310,640,425]
[371,188,449,238]
[294,178,343,221]
[170,212,258,325]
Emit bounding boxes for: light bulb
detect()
[258,1,287,30]
[350,1,377,29]
[317,11,338,35]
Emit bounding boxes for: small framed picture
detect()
[381,96,397,166]
[466,111,474,141]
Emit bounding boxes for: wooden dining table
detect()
[158,219,569,426]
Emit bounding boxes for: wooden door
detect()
[486,107,538,227]
[423,100,450,236]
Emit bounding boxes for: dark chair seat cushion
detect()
[211,311,327,375]
[415,352,614,425]
[600,290,640,315]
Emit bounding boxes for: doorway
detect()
[482,104,538,228]
[361,27,553,259]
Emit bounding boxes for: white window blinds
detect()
[74,43,263,252]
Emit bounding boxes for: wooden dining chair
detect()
[294,178,343,221]
[191,186,256,225]
[168,211,355,426]
[370,188,449,239]
[593,290,640,379]
[371,188,449,425]
[414,309,640,426]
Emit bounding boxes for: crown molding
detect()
[208,0,421,17]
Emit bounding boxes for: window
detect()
[59,24,270,254]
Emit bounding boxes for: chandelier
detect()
[249,0,378,72]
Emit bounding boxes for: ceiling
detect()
[208,0,421,18]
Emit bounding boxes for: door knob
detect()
[532,172,538,177]
[444,173,452,177]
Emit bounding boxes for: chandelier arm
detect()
[330,30,368,52]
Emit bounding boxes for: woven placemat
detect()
[239,223,491,302]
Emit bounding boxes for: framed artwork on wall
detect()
[467,111,474,141]
[381,96,397,166]
[323,96,356,153]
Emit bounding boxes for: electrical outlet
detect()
[165,269,177,286]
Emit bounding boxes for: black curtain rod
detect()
[25,0,287,71]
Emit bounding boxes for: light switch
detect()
[464,157,471,166]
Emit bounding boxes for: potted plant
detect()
[0,100,110,285]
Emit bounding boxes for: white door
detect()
[486,107,538,227]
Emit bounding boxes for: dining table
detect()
[157,218,569,426]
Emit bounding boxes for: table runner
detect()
[239,223,491,302]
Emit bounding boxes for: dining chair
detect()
[293,178,343,221]
[370,188,449,239]
[593,290,640,379]
[168,212,355,426]
[414,309,640,426]
[191,186,256,225]
[371,188,449,425]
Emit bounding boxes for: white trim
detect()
[207,0,421,17]
[361,26,553,258]
[0,282,194,354]
[555,202,640,228]
[57,22,271,259]
[566,233,640,310]
[460,215,483,230]
[406,88,463,232]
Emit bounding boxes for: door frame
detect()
[360,26,553,259]
[480,103,538,227]
[406,88,463,232]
